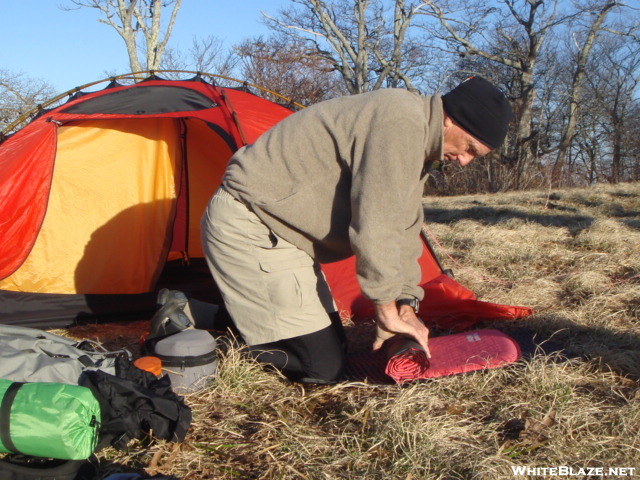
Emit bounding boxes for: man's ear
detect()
[443,113,454,128]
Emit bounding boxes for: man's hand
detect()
[372,300,431,357]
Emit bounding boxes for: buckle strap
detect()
[0,382,25,454]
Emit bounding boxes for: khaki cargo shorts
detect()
[201,187,336,345]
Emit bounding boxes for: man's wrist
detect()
[396,297,419,314]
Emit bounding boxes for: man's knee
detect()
[299,352,345,384]
[289,325,346,383]
[249,324,347,384]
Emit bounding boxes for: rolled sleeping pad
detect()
[0,379,100,460]
[384,329,521,384]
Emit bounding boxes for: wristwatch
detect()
[396,297,420,314]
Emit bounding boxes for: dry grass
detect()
[10,183,640,479]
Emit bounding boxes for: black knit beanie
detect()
[441,76,514,150]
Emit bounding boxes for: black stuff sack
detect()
[80,356,191,450]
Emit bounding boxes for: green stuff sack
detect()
[0,379,100,460]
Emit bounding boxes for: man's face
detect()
[442,116,492,166]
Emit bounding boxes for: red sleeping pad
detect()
[344,329,522,384]
[384,329,521,384]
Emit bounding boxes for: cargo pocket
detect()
[257,233,318,315]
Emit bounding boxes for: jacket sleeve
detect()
[348,97,429,305]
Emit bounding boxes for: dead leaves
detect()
[500,407,557,457]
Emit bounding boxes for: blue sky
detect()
[1,0,291,93]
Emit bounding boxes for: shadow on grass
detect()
[494,313,640,380]
[423,205,595,234]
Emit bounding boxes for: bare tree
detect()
[0,69,56,135]
[264,0,434,94]
[574,119,607,185]
[423,0,581,188]
[161,35,239,81]
[64,0,182,74]
[551,0,623,186]
[629,103,640,181]
[585,32,640,183]
[236,35,348,105]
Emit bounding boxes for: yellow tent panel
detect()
[0,119,180,294]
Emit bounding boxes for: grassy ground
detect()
[13,182,640,479]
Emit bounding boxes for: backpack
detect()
[0,325,130,385]
[0,456,90,480]
[0,326,191,479]
[102,474,180,479]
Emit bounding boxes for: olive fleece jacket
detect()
[223,88,444,305]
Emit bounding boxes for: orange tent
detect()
[0,73,531,328]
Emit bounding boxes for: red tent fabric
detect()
[0,123,58,279]
[321,239,532,330]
